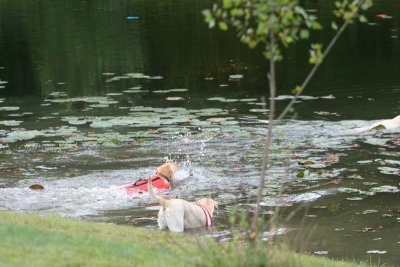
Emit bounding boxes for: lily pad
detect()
[360,210,378,214]
[366,250,386,254]
[370,185,399,193]
[68,120,87,125]
[240,98,258,102]
[123,89,149,93]
[0,120,23,126]
[169,88,188,92]
[314,251,328,255]
[0,106,20,111]
[357,160,373,164]
[153,90,171,94]
[106,93,123,96]
[249,108,269,113]
[49,92,68,97]
[207,97,226,102]
[90,121,113,128]
[166,97,184,101]
[89,104,110,108]
[338,188,361,194]
[320,94,336,99]
[229,74,243,79]
[346,197,364,201]
[347,174,363,179]
[149,76,163,80]
[125,73,150,79]
[377,166,399,175]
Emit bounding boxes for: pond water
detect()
[1,1,400,266]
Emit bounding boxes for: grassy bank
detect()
[0,211,378,267]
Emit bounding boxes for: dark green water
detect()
[1,1,400,266]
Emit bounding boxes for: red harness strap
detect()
[197,204,213,227]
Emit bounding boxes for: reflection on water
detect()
[1,0,400,266]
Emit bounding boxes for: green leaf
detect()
[292,86,302,94]
[300,29,309,39]
[331,21,338,30]
[296,171,305,178]
[223,0,232,9]
[359,15,368,23]
[310,20,322,30]
[218,21,228,31]
[209,18,216,28]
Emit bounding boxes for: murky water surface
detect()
[1,1,400,265]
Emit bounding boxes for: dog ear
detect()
[214,202,219,214]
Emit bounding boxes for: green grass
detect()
[0,211,379,267]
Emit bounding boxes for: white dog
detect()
[147,178,218,232]
[347,115,400,134]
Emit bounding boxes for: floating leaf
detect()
[314,251,328,255]
[90,121,113,128]
[249,108,269,113]
[125,73,150,79]
[240,98,257,102]
[357,160,373,164]
[346,197,364,201]
[370,185,399,193]
[338,188,361,194]
[89,104,110,108]
[0,106,20,111]
[363,182,378,186]
[0,120,23,126]
[153,90,171,94]
[208,118,226,123]
[320,94,336,99]
[347,174,363,180]
[166,97,184,101]
[29,184,44,190]
[169,88,188,92]
[68,119,87,125]
[123,89,149,93]
[360,210,378,215]
[149,76,163,80]
[207,97,226,102]
[49,92,68,97]
[106,93,123,96]
[2,130,43,143]
[377,166,399,175]
[366,250,386,254]
[229,74,243,79]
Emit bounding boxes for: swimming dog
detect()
[147,177,218,232]
[122,162,179,195]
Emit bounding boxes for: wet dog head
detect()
[197,198,218,214]
[156,162,180,182]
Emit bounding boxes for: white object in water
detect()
[347,115,400,134]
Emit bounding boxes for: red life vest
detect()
[123,175,171,195]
